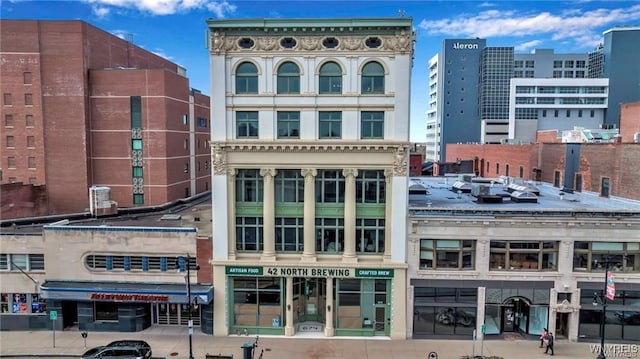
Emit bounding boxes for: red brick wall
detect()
[409,153,423,176]
[1,20,209,215]
[620,102,640,143]
[446,144,538,180]
[196,236,213,284]
[0,183,48,220]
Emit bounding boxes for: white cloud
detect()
[82,0,236,17]
[92,5,110,18]
[514,39,542,52]
[478,2,496,7]
[419,4,640,49]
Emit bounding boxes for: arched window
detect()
[361,61,384,94]
[236,62,258,94]
[319,62,342,94]
[277,62,300,94]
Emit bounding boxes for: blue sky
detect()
[3,0,640,141]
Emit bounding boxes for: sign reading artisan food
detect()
[226,266,394,278]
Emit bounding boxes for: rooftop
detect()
[408,176,640,217]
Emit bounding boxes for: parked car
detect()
[81,345,146,359]
[81,346,105,358]
[105,340,152,359]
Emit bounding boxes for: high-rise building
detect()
[207,17,414,339]
[0,20,210,217]
[600,26,640,126]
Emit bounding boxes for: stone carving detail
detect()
[257,37,278,51]
[213,143,227,175]
[342,168,358,181]
[260,168,277,178]
[392,146,408,176]
[211,32,224,54]
[301,168,317,180]
[211,34,414,54]
[300,37,321,50]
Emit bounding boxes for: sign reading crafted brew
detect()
[226,266,394,279]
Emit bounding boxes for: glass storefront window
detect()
[574,242,640,272]
[420,239,475,270]
[231,277,283,328]
[95,302,118,321]
[489,240,558,271]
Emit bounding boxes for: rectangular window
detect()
[25,115,34,127]
[525,60,534,68]
[316,217,345,252]
[601,177,610,197]
[236,217,264,251]
[356,218,385,253]
[575,70,585,78]
[575,173,582,192]
[6,136,15,148]
[514,60,523,68]
[553,71,562,78]
[132,139,143,150]
[489,241,558,271]
[132,166,143,178]
[542,110,547,117]
[420,239,475,270]
[277,111,300,138]
[590,110,595,118]
[130,96,142,128]
[361,111,384,139]
[356,170,385,204]
[315,169,344,203]
[573,242,639,272]
[3,93,12,106]
[566,110,571,117]
[564,60,574,68]
[5,114,14,127]
[95,302,119,321]
[182,114,188,125]
[554,110,559,118]
[23,72,32,84]
[275,169,303,203]
[236,169,263,202]
[553,61,563,68]
[133,194,144,204]
[275,217,304,252]
[28,157,36,169]
[24,94,33,106]
[564,71,574,78]
[236,111,259,138]
[578,110,583,118]
[319,111,342,139]
[197,117,208,128]
[27,136,35,148]
[7,157,16,169]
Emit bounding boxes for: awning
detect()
[40,280,213,304]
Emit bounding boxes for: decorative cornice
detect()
[210,33,414,55]
[211,141,408,154]
[213,143,227,175]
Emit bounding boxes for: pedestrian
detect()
[540,328,548,348]
[544,332,554,355]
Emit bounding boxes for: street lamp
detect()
[183,254,200,359]
[592,257,618,359]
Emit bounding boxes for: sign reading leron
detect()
[453,42,479,50]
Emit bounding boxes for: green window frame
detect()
[236,217,264,252]
[277,62,300,94]
[236,111,258,138]
[275,217,304,252]
[319,61,342,94]
[361,111,384,139]
[319,111,341,139]
[132,139,142,150]
[236,62,258,94]
[356,218,385,253]
[133,194,144,205]
[277,111,300,138]
[130,96,141,128]
[275,170,304,203]
[361,62,385,94]
[132,166,143,178]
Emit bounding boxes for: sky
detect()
[2,0,640,142]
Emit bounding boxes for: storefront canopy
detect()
[40,280,213,304]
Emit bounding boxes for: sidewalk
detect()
[0,327,600,359]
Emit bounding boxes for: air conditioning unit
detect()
[635,132,640,143]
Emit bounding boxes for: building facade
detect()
[0,20,210,217]
[407,178,640,342]
[0,199,214,333]
[207,18,414,339]
[508,78,609,143]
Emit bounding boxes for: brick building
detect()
[445,102,640,200]
[1,20,210,218]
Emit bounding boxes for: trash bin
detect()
[241,342,254,359]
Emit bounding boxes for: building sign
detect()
[226,266,394,279]
[89,293,169,302]
[226,266,263,275]
[606,272,616,300]
[355,268,394,278]
[452,42,479,50]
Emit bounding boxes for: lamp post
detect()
[184,254,199,359]
[592,258,617,359]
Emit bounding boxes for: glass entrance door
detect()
[374,305,388,335]
[295,278,326,323]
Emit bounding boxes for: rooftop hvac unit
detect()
[89,186,116,216]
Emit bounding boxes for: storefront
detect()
[225,265,396,337]
[411,279,552,339]
[577,283,640,342]
[40,280,214,333]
